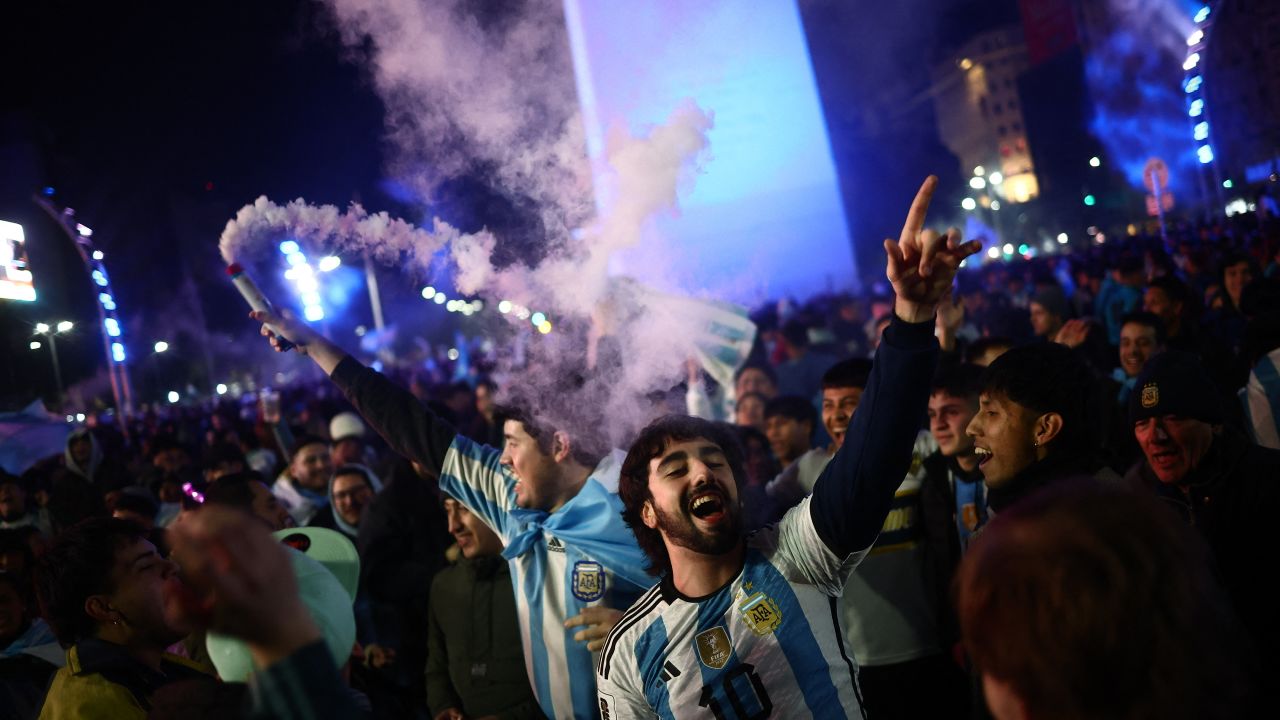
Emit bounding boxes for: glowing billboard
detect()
[0,220,36,302]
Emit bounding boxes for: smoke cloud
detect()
[221,0,735,445]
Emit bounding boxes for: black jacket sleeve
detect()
[809,316,939,558]
[329,355,459,473]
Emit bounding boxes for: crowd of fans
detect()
[1,204,1278,719]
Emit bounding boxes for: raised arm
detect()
[810,176,981,557]
[251,309,457,473]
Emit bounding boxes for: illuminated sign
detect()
[0,220,36,302]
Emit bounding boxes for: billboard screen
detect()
[0,220,36,302]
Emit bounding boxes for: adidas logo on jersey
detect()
[659,661,682,683]
[547,536,565,553]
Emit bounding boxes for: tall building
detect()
[1201,0,1280,186]
[931,26,1040,205]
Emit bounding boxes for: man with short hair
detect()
[427,499,540,720]
[202,471,295,532]
[762,396,815,468]
[596,176,979,718]
[272,435,334,526]
[1028,284,1068,339]
[1126,351,1280,680]
[1144,275,1197,351]
[34,518,211,719]
[309,465,380,539]
[252,311,653,720]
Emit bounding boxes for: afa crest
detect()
[571,561,605,601]
[1141,383,1159,409]
[738,592,783,636]
[695,626,732,669]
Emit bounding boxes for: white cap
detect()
[328,412,366,443]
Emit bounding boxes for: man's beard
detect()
[653,494,743,557]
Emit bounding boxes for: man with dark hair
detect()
[251,310,652,720]
[1,568,60,720]
[309,465,380,539]
[762,396,815,468]
[1104,312,1168,471]
[1028,284,1068,339]
[34,518,210,718]
[202,471,295,532]
[956,485,1250,720]
[964,336,1012,367]
[966,342,1109,514]
[1126,351,1280,683]
[597,176,979,718]
[271,435,334,526]
[201,442,247,484]
[1144,275,1197,351]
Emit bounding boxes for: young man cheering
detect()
[596,177,979,718]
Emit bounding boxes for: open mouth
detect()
[974,447,993,467]
[688,491,726,522]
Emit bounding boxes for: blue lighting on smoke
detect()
[1085,1,1204,199]
[279,240,300,255]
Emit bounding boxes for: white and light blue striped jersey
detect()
[1241,348,1280,450]
[596,496,869,719]
[439,435,652,720]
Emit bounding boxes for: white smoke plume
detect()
[220,0,743,444]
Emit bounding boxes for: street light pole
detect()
[47,332,63,402]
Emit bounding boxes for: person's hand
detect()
[1053,319,1091,349]
[433,709,465,720]
[935,293,965,351]
[685,357,702,386]
[364,643,397,670]
[165,505,320,669]
[564,605,624,651]
[250,309,318,355]
[884,176,983,323]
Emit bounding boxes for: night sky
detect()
[0,0,1017,409]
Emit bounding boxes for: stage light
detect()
[446,300,460,312]
[969,177,986,190]
[986,247,1000,259]
[472,300,485,311]
[1188,99,1203,117]
[1002,243,1014,255]
[154,341,169,353]
[92,250,104,260]
[538,321,552,335]
[76,224,93,237]
[973,166,985,176]
[990,200,1001,210]
[498,300,512,314]
[1182,53,1199,71]
[105,319,121,337]
[34,323,49,334]
[57,321,73,333]
[279,240,300,255]
[1187,30,1203,46]
[216,383,228,395]
[1223,179,1233,188]
[301,292,321,307]
[1184,75,1202,93]
[295,276,318,293]
[286,252,306,267]
[434,294,446,305]
[304,305,325,322]
[168,391,179,403]
[531,312,547,327]
[1018,244,1030,255]
[92,270,108,287]
[29,341,41,350]
[961,198,977,211]
[76,413,85,422]
[1197,145,1214,164]
[1089,157,1101,167]
[318,256,341,272]
[421,286,436,300]
[447,348,460,361]
[989,172,1003,185]
[1194,7,1210,23]
[112,343,126,362]
[1194,121,1209,140]
[1083,195,1097,206]
[1057,233,1068,244]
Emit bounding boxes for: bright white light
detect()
[472,300,485,311]
[961,198,977,211]
[446,300,459,312]
[76,223,93,237]
[1183,53,1199,71]
[498,300,512,314]
[1197,145,1214,164]
[973,166,985,176]
[447,348,460,361]
[105,318,120,337]
[1194,121,1209,140]
[1184,75,1202,93]
[421,286,436,300]
[286,252,306,267]
[434,294,446,305]
[989,172,1003,185]
[168,391,180,404]
[355,325,367,336]
[538,321,552,335]
[284,268,298,281]
[1095,233,1107,244]
[99,292,115,309]
[1187,30,1203,46]
[1057,233,1069,244]
[66,415,74,423]
[154,341,169,353]
[1089,156,1101,167]
[531,312,547,326]
[279,240,300,255]
[1002,243,1015,255]
[216,383,228,395]
[301,292,322,307]
[92,250,104,260]
[112,343,126,362]
[76,413,85,422]
[969,176,986,189]
[92,270,108,287]
[318,256,341,272]
[29,340,41,350]
[34,323,49,334]
[1194,6,1210,23]
[990,200,1001,210]
[1188,99,1204,117]
[295,276,319,293]
[57,321,73,333]
[304,305,325,322]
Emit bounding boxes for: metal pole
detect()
[48,332,64,405]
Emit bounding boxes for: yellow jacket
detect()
[37,639,213,719]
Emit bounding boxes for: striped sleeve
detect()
[438,435,516,540]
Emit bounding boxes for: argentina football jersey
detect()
[440,435,653,720]
[597,495,868,720]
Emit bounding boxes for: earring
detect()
[1033,440,1040,448]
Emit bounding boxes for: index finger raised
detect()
[899,175,939,248]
